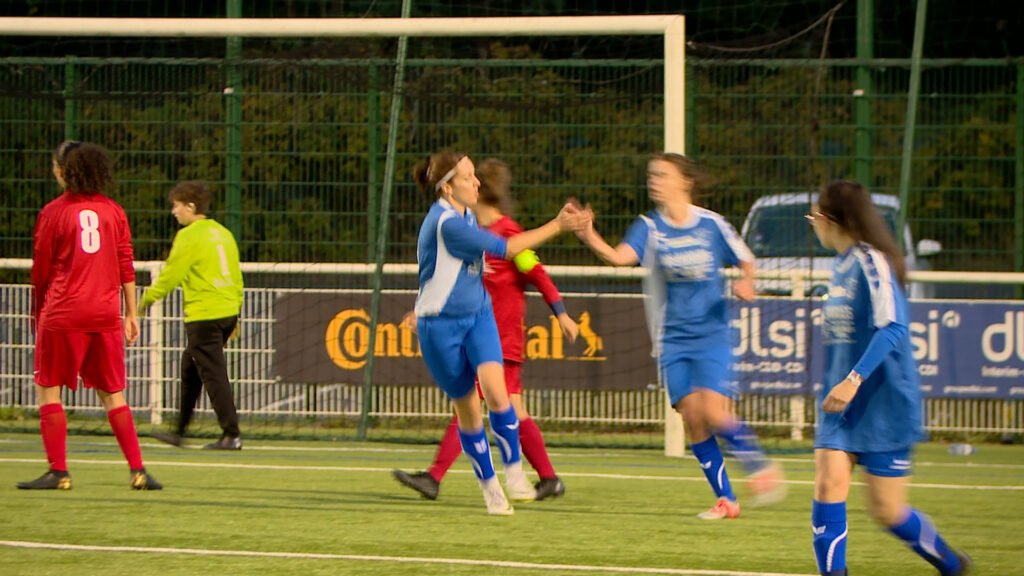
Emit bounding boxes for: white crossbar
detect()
[0,16,681,38]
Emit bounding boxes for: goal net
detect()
[0,15,699,452]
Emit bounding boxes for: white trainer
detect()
[479,477,514,516]
[748,462,787,508]
[503,462,537,502]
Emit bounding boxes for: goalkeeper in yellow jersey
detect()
[143,181,245,450]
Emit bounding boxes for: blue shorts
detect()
[660,349,735,406]
[855,449,913,477]
[417,306,503,400]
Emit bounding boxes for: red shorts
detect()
[34,328,126,393]
[474,361,523,398]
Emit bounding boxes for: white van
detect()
[739,193,942,298]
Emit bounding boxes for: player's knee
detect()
[867,499,904,526]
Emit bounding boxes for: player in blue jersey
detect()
[574,153,785,520]
[808,180,970,576]
[411,149,588,515]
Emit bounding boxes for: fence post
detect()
[1015,62,1023,299]
[64,56,78,141]
[685,60,697,157]
[854,0,873,186]
[896,0,928,252]
[147,263,165,425]
[367,63,381,262]
[224,0,243,242]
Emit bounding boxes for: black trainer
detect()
[130,468,163,490]
[203,435,242,450]
[534,476,565,501]
[392,469,440,500]
[17,469,71,490]
[151,431,184,448]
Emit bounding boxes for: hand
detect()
[732,276,756,302]
[556,202,591,233]
[566,198,596,241]
[124,315,140,345]
[229,321,242,341]
[557,313,579,344]
[822,377,860,413]
[401,310,417,334]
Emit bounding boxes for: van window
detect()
[744,203,899,258]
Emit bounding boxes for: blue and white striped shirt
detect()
[414,199,507,318]
[816,242,924,453]
[623,207,753,360]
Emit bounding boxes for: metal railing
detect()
[3,258,1023,442]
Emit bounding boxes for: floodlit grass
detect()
[0,433,1020,576]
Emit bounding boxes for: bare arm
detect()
[504,219,563,259]
[504,203,589,259]
[122,281,139,344]
[577,224,639,267]
[732,259,756,302]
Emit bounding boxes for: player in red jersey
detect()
[393,158,577,501]
[17,141,162,491]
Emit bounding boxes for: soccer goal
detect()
[0,14,688,455]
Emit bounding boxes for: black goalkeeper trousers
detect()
[177,315,240,438]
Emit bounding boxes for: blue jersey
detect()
[414,199,507,318]
[816,243,924,453]
[623,207,753,360]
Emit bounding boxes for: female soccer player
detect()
[808,180,970,576]
[19,140,161,491]
[393,158,577,502]
[143,181,245,450]
[410,150,587,515]
[574,152,783,519]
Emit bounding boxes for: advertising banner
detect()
[274,292,1024,399]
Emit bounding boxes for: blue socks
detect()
[689,436,735,501]
[457,427,495,480]
[812,500,848,575]
[487,406,522,466]
[716,422,769,475]
[888,507,962,575]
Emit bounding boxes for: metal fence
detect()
[1,57,1021,274]
[3,274,1022,438]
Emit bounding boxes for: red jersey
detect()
[32,191,135,332]
[483,215,565,362]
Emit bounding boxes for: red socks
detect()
[520,417,556,479]
[39,403,67,472]
[107,405,144,470]
[428,418,462,483]
[428,415,558,481]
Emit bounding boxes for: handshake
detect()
[554,198,596,241]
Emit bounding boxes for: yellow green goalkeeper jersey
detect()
[141,218,244,322]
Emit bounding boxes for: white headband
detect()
[434,164,459,192]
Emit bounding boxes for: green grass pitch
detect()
[1,433,1020,576]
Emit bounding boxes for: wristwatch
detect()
[847,370,864,388]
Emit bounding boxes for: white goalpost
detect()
[0,14,690,455]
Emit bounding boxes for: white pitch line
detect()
[0,539,816,576]
[1,458,1021,491]
[3,437,1023,469]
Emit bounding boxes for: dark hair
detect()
[649,152,714,198]
[413,149,466,198]
[477,158,514,215]
[818,180,907,285]
[54,141,114,194]
[168,180,212,215]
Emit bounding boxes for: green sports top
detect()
[141,218,244,322]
